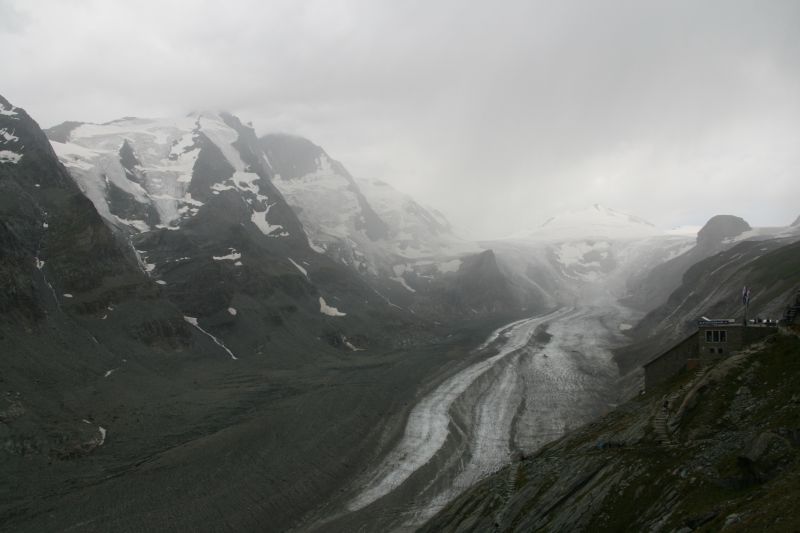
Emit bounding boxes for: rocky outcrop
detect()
[0,94,149,321]
[696,215,751,248]
[624,215,751,314]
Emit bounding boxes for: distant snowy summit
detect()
[509,204,664,242]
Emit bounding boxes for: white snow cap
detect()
[512,204,663,241]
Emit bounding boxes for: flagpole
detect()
[742,285,749,326]
[745,298,748,327]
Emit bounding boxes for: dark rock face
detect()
[451,250,517,314]
[186,131,234,203]
[43,120,83,143]
[118,139,142,177]
[696,214,751,248]
[0,94,146,320]
[260,132,326,180]
[106,180,160,227]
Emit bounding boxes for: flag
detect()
[742,286,751,305]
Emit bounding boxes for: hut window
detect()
[704,330,728,343]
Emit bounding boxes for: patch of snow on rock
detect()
[288,257,308,277]
[183,315,238,360]
[319,297,346,317]
[212,249,241,261]
[0,103,18,116]
[251,202,288,237]
[0,150,22,164]
[0,128,19,143]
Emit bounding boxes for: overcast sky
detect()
[2,0,799,238]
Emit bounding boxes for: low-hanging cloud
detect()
[2,0,799,238]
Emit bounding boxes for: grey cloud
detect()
[2,0,799,237]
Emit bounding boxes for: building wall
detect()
[645,325,777,391]
[698,325,740,361]
[644,332,699,391]
[698,325,777,361]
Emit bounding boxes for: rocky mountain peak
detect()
[696,214,751,248]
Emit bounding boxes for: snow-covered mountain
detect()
[45,113,529,321]
[44,111,422,359]
[510,204,663,242]
[49,113,302,242]
[260,134,494,307]
[261,133,389,260]
[490,205,694,309]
